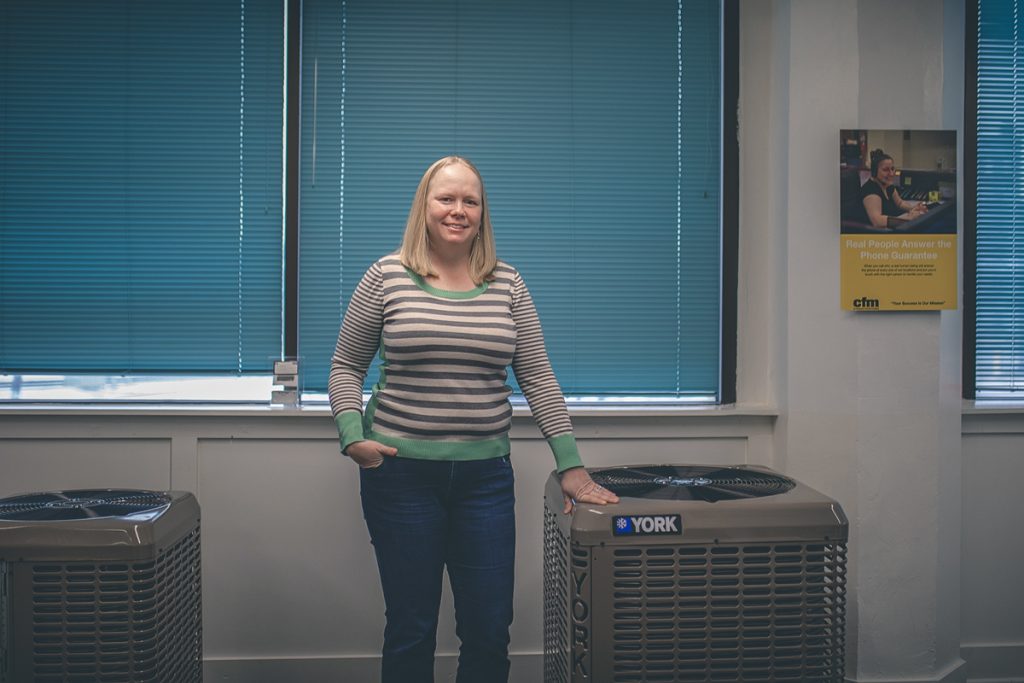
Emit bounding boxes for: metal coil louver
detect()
[1,561,8,680]
[28,527,202,683]
[609,542,847,682]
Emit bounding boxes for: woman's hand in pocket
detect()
[345,440,398,468]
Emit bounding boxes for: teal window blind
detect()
[299,0,722,400]
[976,0,1024,395]
[0,0,284,375]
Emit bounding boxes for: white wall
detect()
[1,407,1019,683]
[961,413,1024,682]
[741,1,967,681]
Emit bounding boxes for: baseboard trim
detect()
[201,650,1018,683]
[841,657,967,683]
[961,642,1024,683]
[203,652,544,683]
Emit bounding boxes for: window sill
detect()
[963,399,1024,415]
[5,401,1021,420]
[0,401,780,419]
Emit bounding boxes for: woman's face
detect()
[425,163,482,253]
[875,158,897,186]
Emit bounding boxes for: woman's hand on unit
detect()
[560,467,620,514]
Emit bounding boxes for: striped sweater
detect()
[328,253,582,472]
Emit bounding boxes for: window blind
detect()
[976,0,1024,395]
[299,0,722,400]
[0,0,284,375]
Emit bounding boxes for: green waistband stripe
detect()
[367,431,511,461]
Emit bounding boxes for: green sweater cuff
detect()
[335,411,366,454]
[549,433,583,473]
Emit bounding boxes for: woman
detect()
[328,156,618,683]
[860,149,927,230]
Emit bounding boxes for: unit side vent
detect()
[608,542,847,682]
[28,526,201,683]
[543,506,570,683]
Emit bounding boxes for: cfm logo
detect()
[613,514,683,536]
[853,297,880,309]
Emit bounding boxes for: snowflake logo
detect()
[615,517,629,530]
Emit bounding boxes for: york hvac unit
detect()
[543,465,848,683]
[0,489,202,683]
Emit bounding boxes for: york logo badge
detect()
[613,514,683,536]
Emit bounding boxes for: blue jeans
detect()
[359,455,516,683]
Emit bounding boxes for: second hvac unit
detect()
[544,465,848,682]
[0,489,202,683]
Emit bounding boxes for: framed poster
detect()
[839,129,957,311]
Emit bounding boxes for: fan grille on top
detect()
[589,466,796,501]
[0,490,172,522]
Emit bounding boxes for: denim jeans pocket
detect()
[358,454,390,477]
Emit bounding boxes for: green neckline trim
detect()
[404,267,488,299]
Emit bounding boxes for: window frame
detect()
[963,0,979,400]
[963,0,1024,401]
[289,0,740,406]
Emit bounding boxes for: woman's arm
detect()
[508,271,618,512]
[508,272,581,472]
[893,189,926,216]
[862,194,892,230]
[328,261,385,456]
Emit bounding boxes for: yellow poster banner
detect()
[839,129,958,311]
[840,235,957,311]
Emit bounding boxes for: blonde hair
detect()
[399,156,498,284]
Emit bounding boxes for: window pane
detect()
[299,0,722,399]
[0,0,284,375]
[976,0,1024,395]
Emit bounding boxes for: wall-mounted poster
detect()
[839,129,957,311]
